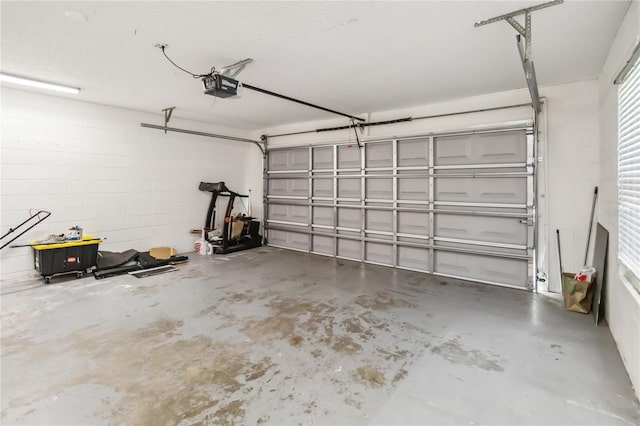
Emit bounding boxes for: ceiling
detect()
[0,1,630,130]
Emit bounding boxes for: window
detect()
[618,52,640,290]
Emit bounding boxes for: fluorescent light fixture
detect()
[0,73,81,94]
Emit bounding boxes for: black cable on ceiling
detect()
[241,83,365,123]
[161,46,214,79]
[158,46,365,123]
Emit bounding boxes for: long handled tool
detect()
[0,210,51,250]
[556,229,564,286]
[583,186,598,266]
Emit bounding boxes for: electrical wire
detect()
[161,46,214,79]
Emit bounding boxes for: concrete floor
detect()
[1,247,639,425]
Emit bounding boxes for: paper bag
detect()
[562,272,594,314]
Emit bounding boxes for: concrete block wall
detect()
[543,81,600,287]
[1,87,262,283]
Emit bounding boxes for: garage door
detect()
[265,126,536,290]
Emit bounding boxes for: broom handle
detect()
[583,186,598,266]
[556,229,563,284]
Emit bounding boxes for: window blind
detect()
[618,55,640,285]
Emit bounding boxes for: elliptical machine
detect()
[199,181,262,254]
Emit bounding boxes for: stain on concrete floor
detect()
[353,365,386,387]
[431,337,505,372]
[1,254,432,424]
[1,247,639,425]
[354,292,417,311]
[3,318,282,424]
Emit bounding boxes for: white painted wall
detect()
[597,0,640,399]
[0,87,261,283]
[253,79,601,294]
[544,81,601,288]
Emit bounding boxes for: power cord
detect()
[161,46,215,79]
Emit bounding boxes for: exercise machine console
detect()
[199,181,262,254]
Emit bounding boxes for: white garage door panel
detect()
[312,207,333,226]
[269,229,310,251]
[338,208,361,229]
[338,146,360,169]
[268,229,289,246]
[274,205,309,224]
[366,143,393,168]
[398,177,429,201]
[366,178,393,199]
[266,126,535,290]
[435,214,527,246]
[365,242,393,265]
[398,211,429,236]
[268,204,309,224]
[366,210,393,232]
[398,138,429,167]
[290,179,309,197]
[268,179,287,196]
[434,131,526,166]
[434,177,527,204]
[290,149,310,169]
[312,235,334,255]
[268,179,308,197]
[313,178,333,198]
[313,147,333,169]
[338,238,362,260]
[338,178,361,199]
[268,151,288,170]
[269,148,309,170]
[398,246,431,272]
[434,251,529,287]
[268,204,287,221]
[289,232,311,251]
[290,208,310,224]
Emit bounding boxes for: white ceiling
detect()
[0,1,630,130]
